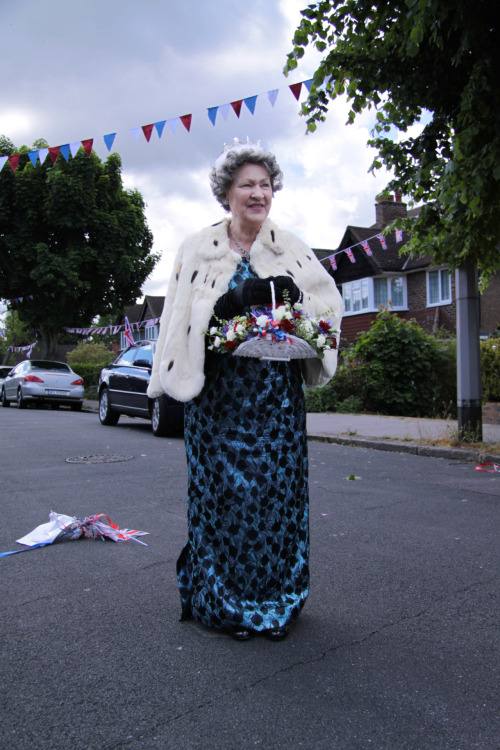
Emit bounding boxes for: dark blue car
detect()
[98,340,183,437]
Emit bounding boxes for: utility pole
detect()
[455,261,482,441]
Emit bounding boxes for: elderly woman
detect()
[148,139,342,641]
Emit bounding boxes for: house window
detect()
[342,276,406,315]
[427,268,451,306]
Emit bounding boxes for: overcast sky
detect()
[1,0,393,299]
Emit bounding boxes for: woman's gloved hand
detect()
[271,275,302,305]
[213,278,273,319]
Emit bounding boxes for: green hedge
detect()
[481,339,500,401]
[70,362,109,400]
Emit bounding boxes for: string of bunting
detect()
[320,228,404,270]
[0,79,314,173]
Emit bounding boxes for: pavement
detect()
[84,399,500,464]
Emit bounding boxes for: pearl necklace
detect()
[228,228,251,261]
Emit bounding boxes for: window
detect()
[427,268,451,305]
[342,276,406,315]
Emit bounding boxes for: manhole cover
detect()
[65,454,135,464]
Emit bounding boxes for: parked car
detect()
[1,360,84,410]
[98,340,183,437]
[0,365,13,388]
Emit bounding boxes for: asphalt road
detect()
[1,406,498,750]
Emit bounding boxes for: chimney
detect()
[375,192,407,227]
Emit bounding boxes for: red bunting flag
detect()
[180,114,192,132]
[141,124,154,142]
[8,154,20,172]
[48,146,60,164]
[81,138,93,156]
[289,82,302,100]
[231,100,243,117]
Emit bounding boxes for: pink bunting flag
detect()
[267,89,279,107]
[142,124,154,142]
[231,100,243,117]
[180,114,192,132]
[81,139,93,156]
[289,82,302,100]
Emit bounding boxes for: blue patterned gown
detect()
[177,259,309,633]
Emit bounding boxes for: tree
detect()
[0,309,32,364]
[0,139,158,358]
[285,0,500,279]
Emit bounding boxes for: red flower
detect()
[319,320,330,332]
[225,339,238,351]
[281,318,295,333]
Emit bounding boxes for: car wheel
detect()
[99,388,119,426]
[151,396,169,437]
[16,387,27,409]
[1,387,9,407]
[70,402,83,412]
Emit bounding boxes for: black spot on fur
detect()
[285,269,295,278]
[187,325,191,335]
[211,280,216,288]
[296,260,302,268]
[214,240,218,246]
[168,361,174,371]
[270,230,275,242]
[191,270,198,283]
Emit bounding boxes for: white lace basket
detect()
[234,281,318,362]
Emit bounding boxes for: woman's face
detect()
[225,163,273,229]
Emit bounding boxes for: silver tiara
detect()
[213,137,267,171]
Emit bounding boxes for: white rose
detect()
[234,323,245,334]
[209,326,219,335]
[226,330,236,341]
[213,336,221,348]
[256,314,269,328]
[317,334,326,347]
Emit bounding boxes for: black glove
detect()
[272,275,301,305]
[213,278,273,320]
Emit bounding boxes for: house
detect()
[318,193,500,346]
[116,295,164,349]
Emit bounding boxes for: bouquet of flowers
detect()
[205,299,339,361]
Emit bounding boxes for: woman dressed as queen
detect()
[148,139,342,640]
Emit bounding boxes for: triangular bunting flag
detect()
[60,144,71,162]
[103,133,116,151]
[289,82,302,100]
[377,232,387,249]
[130,127,141,141]
[27,150,39,167]
[48,146,60,164]
[141,124,154,142]
[219,103,230,121]
[303,78,313,91]
[81,139,93,156]
[231,100,243,117]
[167,118,179,134]
[208,106,218,126]
[69,142,81,157]
[267,89,279,107]
[180,114,192,132]
[154,121,166,138]
[329,255,337,270]
[38,148,49,164]
[345,248,356,263]
[0,155,8,171]
[244,96,257,115]
[8,154,20,172]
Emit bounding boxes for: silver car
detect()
[1,360,85,410]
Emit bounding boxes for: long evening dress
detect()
[177,258,310,633]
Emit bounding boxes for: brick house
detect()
[315,194,500,346]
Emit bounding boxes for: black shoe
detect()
[264,627,289,641]
[230,628,252,641]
